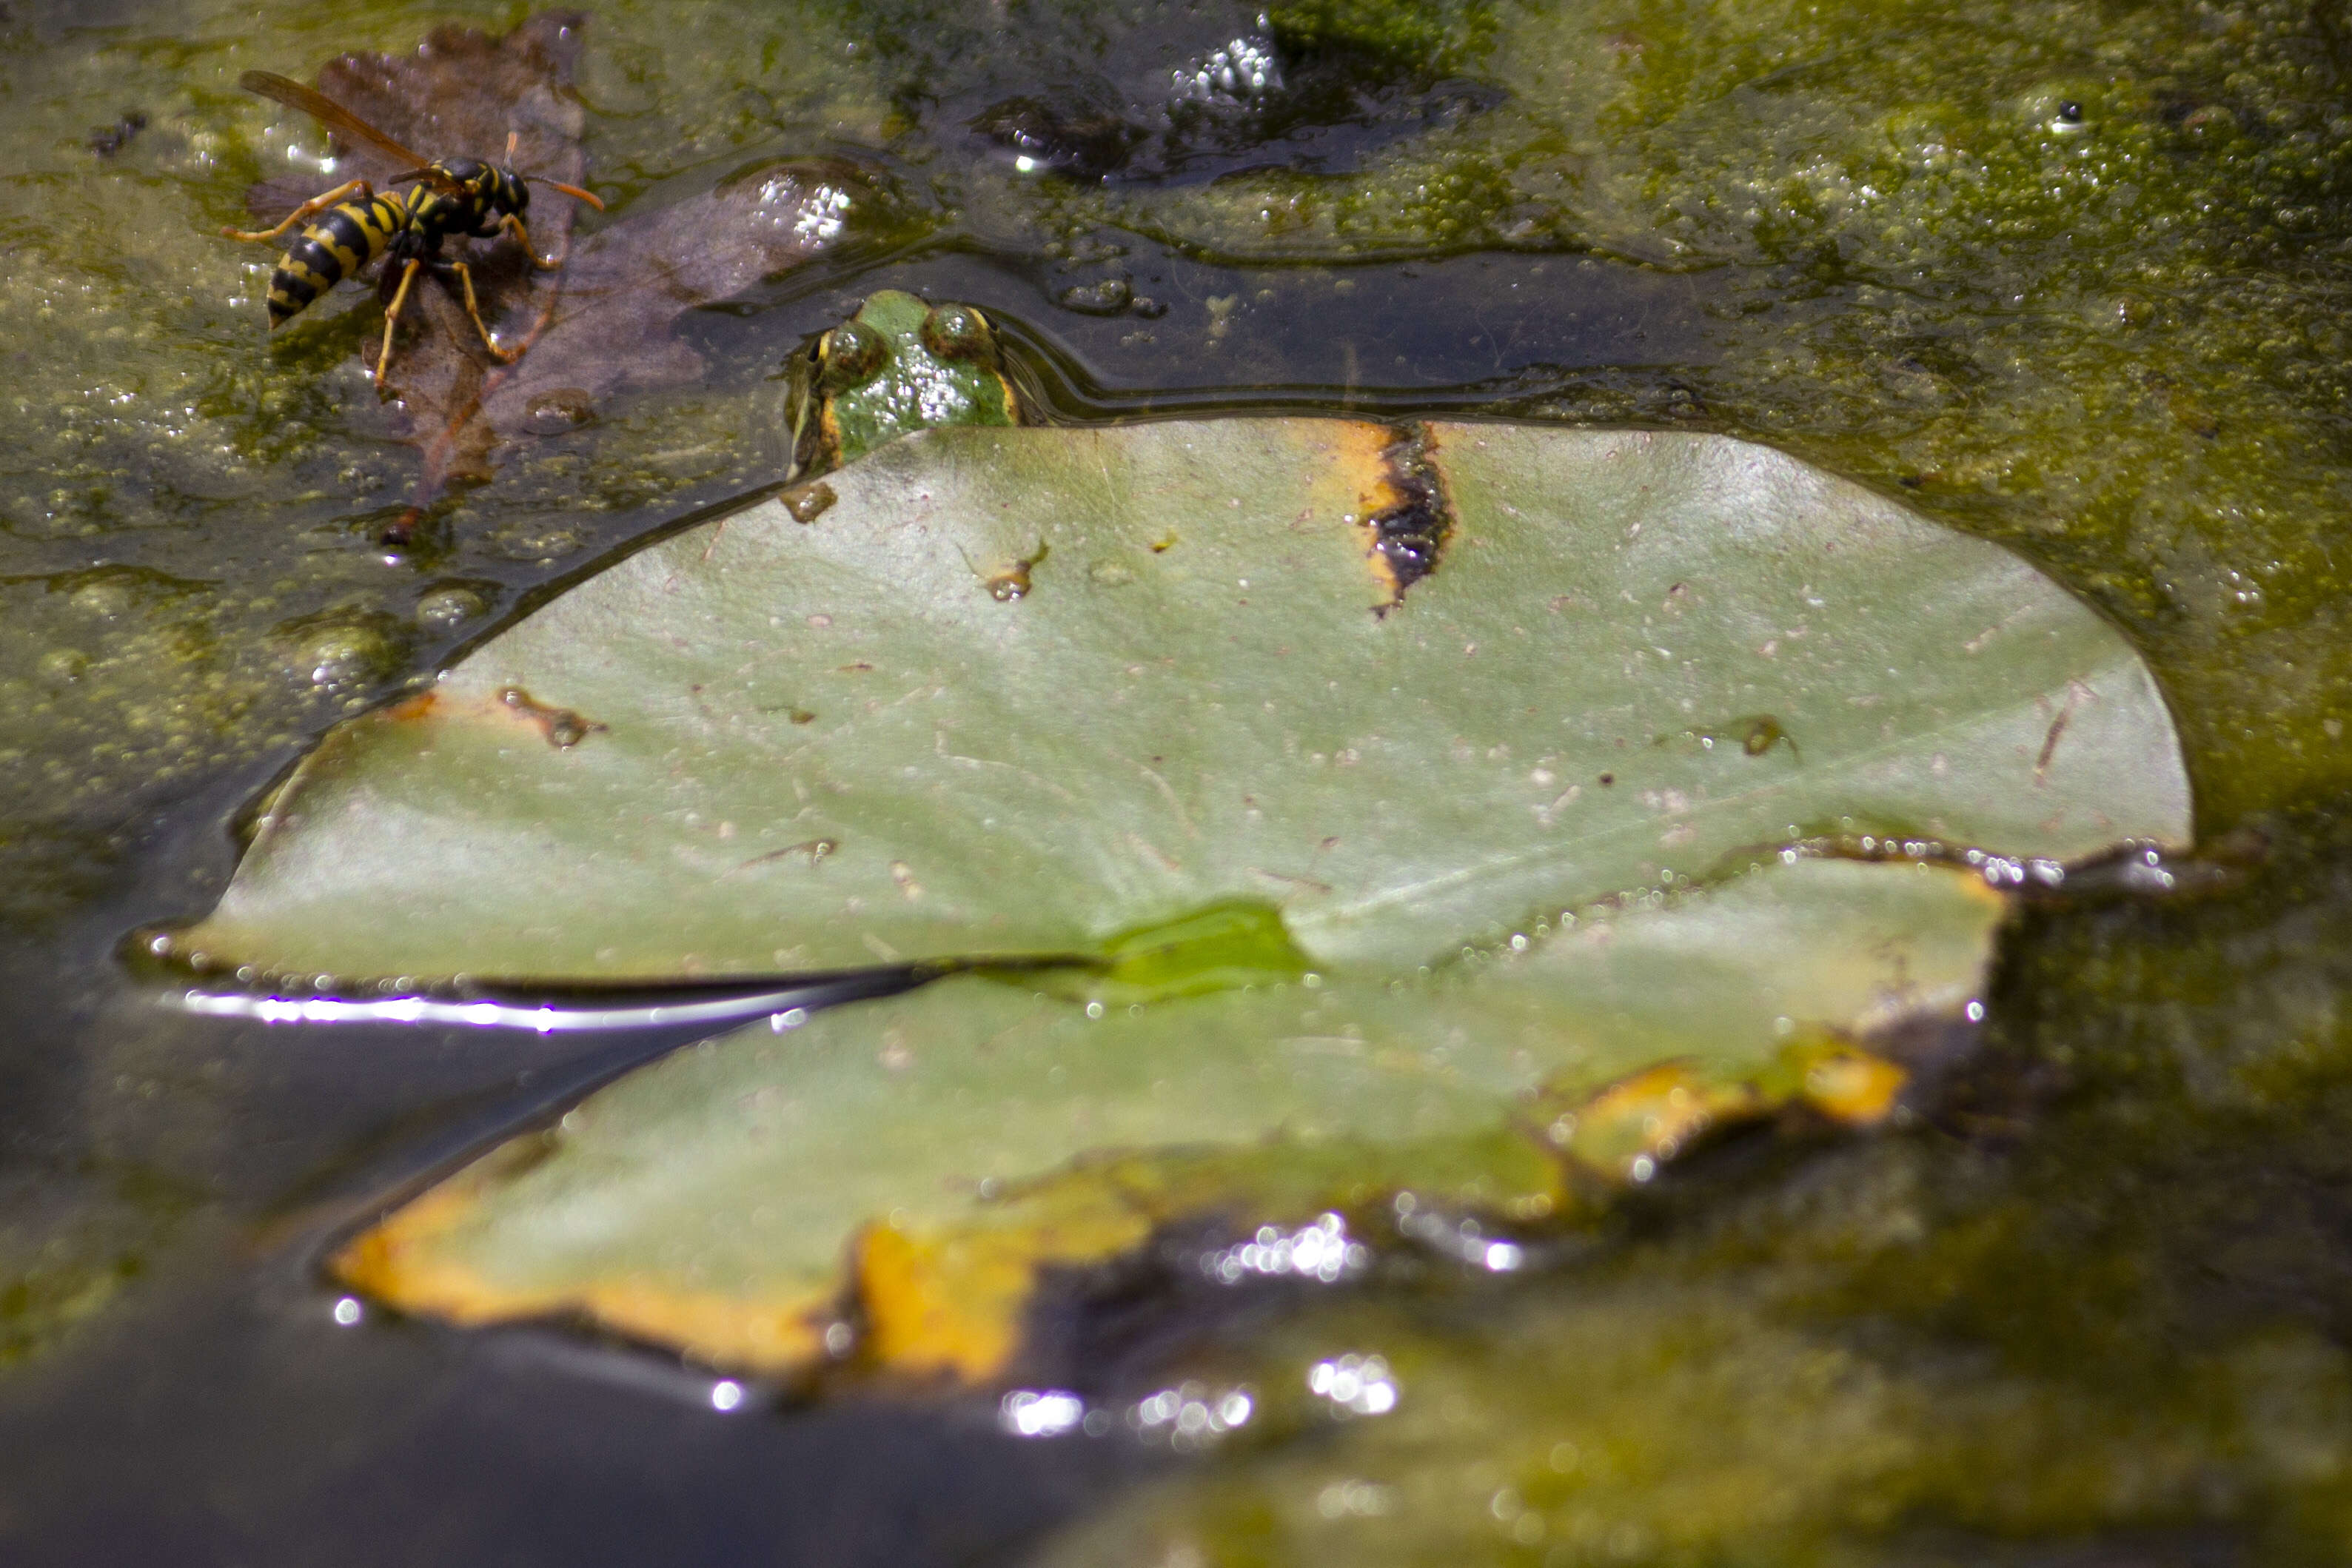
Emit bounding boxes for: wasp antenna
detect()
[526,176,604,211]
[505,130,520,161]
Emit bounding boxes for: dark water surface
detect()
[9,0,2352,1561]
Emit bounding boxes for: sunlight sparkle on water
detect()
[1393,1196,1529,1269]
[1202,1212,1368,1284]
[1127,1383,1254,1450]
[1308,1354,1397,1417]
[999,1389,1087,1438]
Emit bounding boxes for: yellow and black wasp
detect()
[220,70,603,386]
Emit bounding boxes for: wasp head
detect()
[431,158,520,215]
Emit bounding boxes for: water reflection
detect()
[1306,1353,1396,1417]
[175,987,822,1034]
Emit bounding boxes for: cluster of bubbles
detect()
[1170,28,1282,106]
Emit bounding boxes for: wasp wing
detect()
[238,70,467,195]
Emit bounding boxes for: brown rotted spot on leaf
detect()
[492,684,605,747]
[1342,423,1453,612]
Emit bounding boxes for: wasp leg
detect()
[375,257,424,387]
[220,179,373,243]
[438,259,520,363]
[498,213,563,271]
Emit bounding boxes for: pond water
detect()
[5,0,2352,1561]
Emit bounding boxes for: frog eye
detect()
[921,304,997,363]
[820,321,889,390]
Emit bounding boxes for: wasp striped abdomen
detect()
[266,189,412,329]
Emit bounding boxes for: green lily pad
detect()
[168,421,2186,982]
[335,855,2007,1378]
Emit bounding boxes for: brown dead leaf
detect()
[241,13,586,529]
[478,159,881,436]
[238,13,885,541]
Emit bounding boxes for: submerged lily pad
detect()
[168,421,2186,982]
[335,856,2005,1379]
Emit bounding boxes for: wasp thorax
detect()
[921,304,998,364]
[821,321,889,389]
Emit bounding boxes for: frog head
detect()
[785,291,1024,479]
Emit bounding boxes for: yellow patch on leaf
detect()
[332,1144,834,1374]
[1544,1037,1912,1185]
[857,1191,1153,1381]
[1794,1045,1910,1125]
